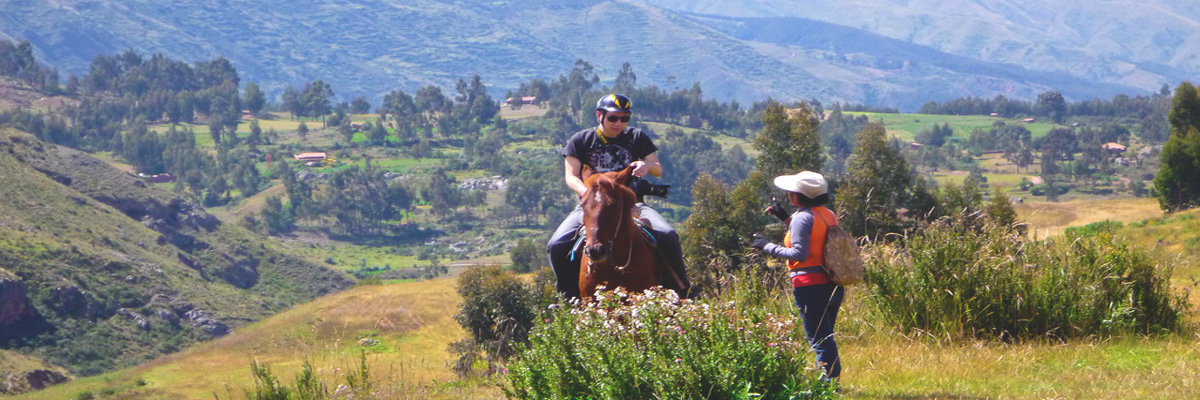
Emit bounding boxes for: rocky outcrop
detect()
[0,272,50,343]
[1,368,71,395]
[47,285,105,320]
[0,275,37,326]
[184,310,228,337]
[219,256,259,289]
[117,308,151,331]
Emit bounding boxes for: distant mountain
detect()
[0,0,1189,110]
[637,0,1200,94]
[0,123,351,388]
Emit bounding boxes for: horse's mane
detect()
[587,171,637,207]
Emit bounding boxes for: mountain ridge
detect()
[635,0,1200,93]
[0,1,1186,110]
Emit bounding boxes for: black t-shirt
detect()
[561,127,657,173]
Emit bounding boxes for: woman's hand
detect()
[750,234,769,250]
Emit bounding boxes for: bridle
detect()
[585,185,635,275]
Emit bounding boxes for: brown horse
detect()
[577,165,667,300]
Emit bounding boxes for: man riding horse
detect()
[546,94,691,299]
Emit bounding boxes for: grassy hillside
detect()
[7,278,498,400]
[1120,208,1200,293]
[16,203,1200,399]
[0,128,352,389]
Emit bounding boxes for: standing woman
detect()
[751,171,844,381]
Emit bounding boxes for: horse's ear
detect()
[581,164,594,181]
[618,165,635,185]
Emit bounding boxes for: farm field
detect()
[1014,197,1162,237]
[846,111,1063,142]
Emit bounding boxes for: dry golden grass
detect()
[1014,197,1162,237]
[842,332,1200,399]
[208,183,287,222]
[825,288,1200,400]
[13,279,501,400]
[497,105,548,120]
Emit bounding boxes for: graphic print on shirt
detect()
[588,143,633,173]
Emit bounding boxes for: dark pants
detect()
[793,283,844,380]
[546,204,690,299]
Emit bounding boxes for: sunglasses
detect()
[606,115,631,123]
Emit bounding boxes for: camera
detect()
[629,178,670,199]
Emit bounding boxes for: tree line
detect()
[919,90,1170,142]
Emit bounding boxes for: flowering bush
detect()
[504,287,836,400]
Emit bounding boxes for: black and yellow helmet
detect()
[596,94,633,113]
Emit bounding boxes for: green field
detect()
[846,111,1063,142]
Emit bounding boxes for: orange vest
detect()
[783,206,836,286]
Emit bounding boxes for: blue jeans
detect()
[793,283,844,380]
[546,204,689,299]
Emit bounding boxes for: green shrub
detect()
[1030,183,1070,196]
[452,266,536,375]
[508,238,542,273]
[504,288,836,400]
[865,217,1185,340]
[1064,220,1123,236]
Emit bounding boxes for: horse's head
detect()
[580,166,637,263]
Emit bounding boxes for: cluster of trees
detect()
[281,80,333,123]
[919,90,1170,141]
[818,104,871,174]
[657,128,753,204]
[679,100,1019,295]
[1155,82,1200,212]
[0,39,59,91]
[75,51,244,136]
[2,49,250,155]
[916,123,954,147]
[506,60,765,140]
[253,161,414,235]
[376,74,500,143]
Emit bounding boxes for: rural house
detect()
[504,96,539,106]
[293,152,327,162]
[1102,142,1127,154]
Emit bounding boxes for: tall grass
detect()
[503,284,836,400]
[865,217,1186,340]
[223,353,371,400]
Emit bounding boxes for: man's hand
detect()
[630,160,649,178]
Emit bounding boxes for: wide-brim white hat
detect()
[773,171,828,199]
